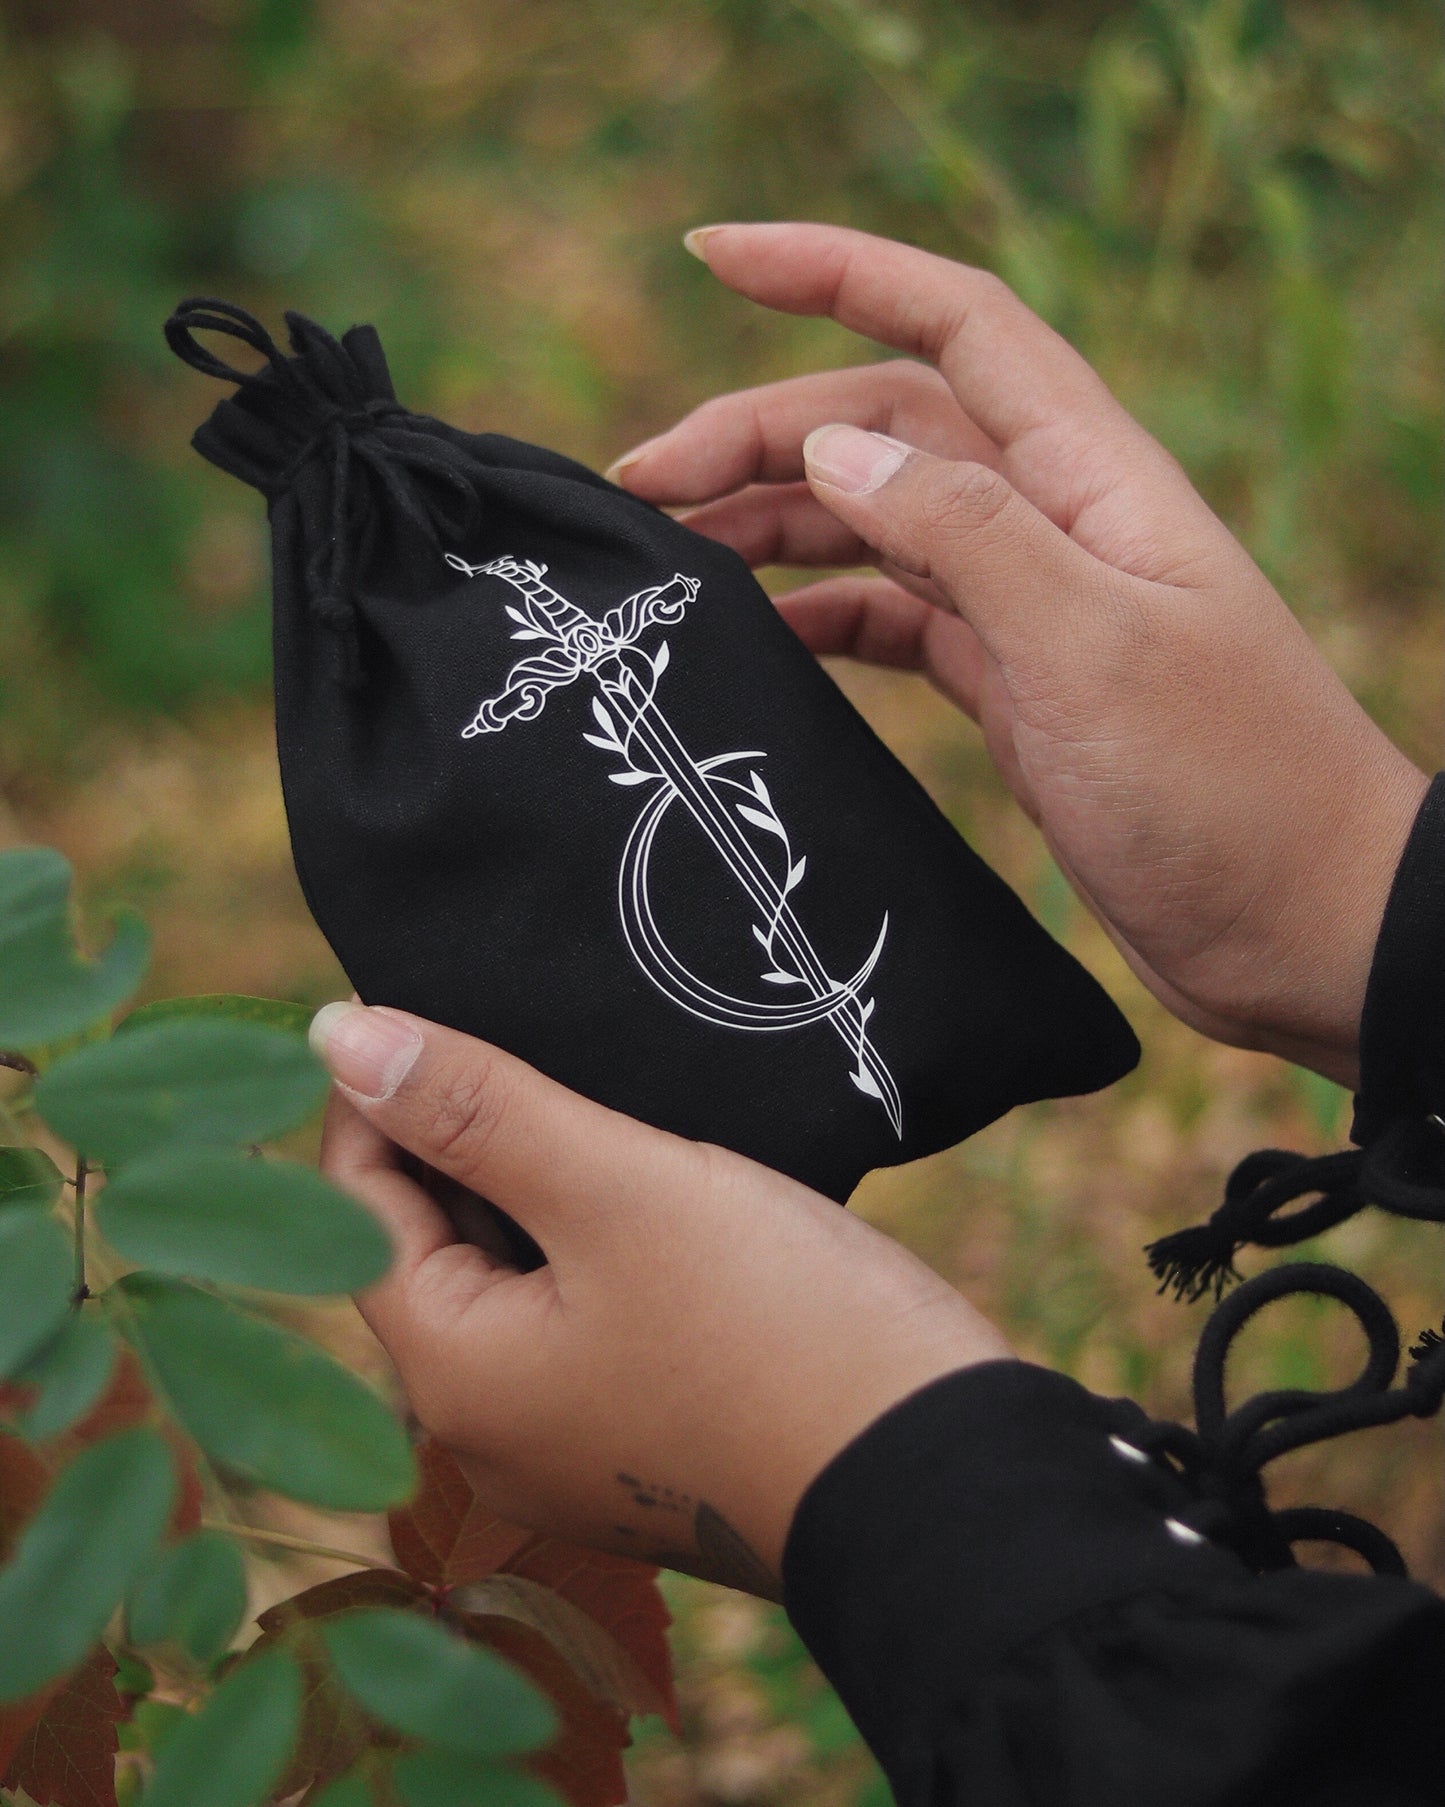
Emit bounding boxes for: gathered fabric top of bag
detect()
[168,296,545,687]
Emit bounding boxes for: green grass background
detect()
[0,2,1440,1801]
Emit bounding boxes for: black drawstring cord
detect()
[165,297,480,687]
[1146,1148,1365,1303]
[1269,1507,1410,1578]
[1129,1261,1445,1576]
[1146,1112,1445,1305]
[164,297,304,389]
[283,395,410,690]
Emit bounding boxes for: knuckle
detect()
[932,269,1016,357]
[919,460,1014,538]
[688,389,740,432]
[422,1049,513,1173]
[1062,568,1189,697]
[884,359,954,428]
[886,356,949,400]
[969,269,1029,333]
[970,267,1017,311]
[410,1386,465,1447]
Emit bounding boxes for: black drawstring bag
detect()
[165,298,1138,1203]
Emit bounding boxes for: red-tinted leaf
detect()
[387,1441,530,1586]
[0,1347,149,1465]
[0,1688,58,1784]
[54,1346,150,1451]
[163,1430,205,1537]
[0,1434,61,1773]
[252,1570,423,1798]
[0,1380,36,1421]
[452,1573,672,1728]
[47,1349,204,1537]
[254,1570,427,1639]
[460,1612,630,1807]
[392,1443,678,1732]
[1,1647,124,1807]
[498,1539,677,1732]
[0,1431,50,1558]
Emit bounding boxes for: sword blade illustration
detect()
[446,552,902,1136]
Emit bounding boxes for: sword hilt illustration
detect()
[448,553,696,738]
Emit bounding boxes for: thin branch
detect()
[791,0,1026,242]
[73,1156,89,1304]
[203,1518,394,1571]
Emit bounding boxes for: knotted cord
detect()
[1146,1114,1445,1304]
[1130,1262,1445,1575]
[1138,1067,1445,1578]
[166,297,481,686]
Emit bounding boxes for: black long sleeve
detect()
[782,775,1445,1805]
[783,1363,1445,1805]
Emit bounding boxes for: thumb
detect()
[309,1003,702,1257]
[801,424,1127,670]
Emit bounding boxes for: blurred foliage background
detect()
[0,0,1440,1801]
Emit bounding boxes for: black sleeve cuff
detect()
[780,1360,1247,1770]
[1353,771,1445,1143]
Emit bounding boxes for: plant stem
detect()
[73,1156,89,1304]
[792,0,1030,252]
[202,1518,394,1571]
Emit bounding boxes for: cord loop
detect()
[1133,1261,1445,1577]
[165,297,481,686]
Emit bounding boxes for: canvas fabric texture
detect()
[167,298,1138,1202]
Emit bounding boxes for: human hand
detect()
[610,223,1427,1087]
[313,1001,1009,1596]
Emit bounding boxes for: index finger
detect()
[687,223,1161,493]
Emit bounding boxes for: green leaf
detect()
[321,1609,557,1757]
[0,1144,65,1211]
[113,1648,155,1698]
[391,1749,562,1807]
[36,1018,330,1168]
[116,1276,415,1511]
[0,847,151,1048]
[15,1311,117,1440]
[140,1648,303,1807]
[304,1767,376,1807]
[126,1528,248,1663]
[97,1148,392,1295]
[0,1208,74,1378]
[125,1697,189,1758]
[0,1425,175,1701]
[120,995,314,1039]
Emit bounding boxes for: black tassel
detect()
[1145,1150,1297,1303]
[1147,1148,1366,1306]
[1408,1320,1445,1365]
[1146,1223,1243,1303]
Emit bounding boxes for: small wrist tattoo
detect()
[614,1473,781,1601]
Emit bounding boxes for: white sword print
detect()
[446,552,903,1136]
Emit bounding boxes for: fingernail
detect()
[309,1003,423,1103]
[683,225,724,261]
[803,425,912,495]
[604,433,664,483]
